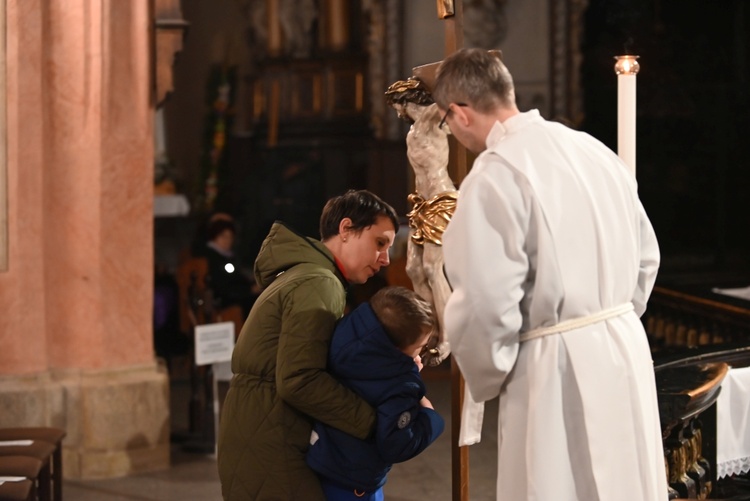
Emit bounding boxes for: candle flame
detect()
[614,55,640,75]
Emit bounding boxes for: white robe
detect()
[442,110,668,501]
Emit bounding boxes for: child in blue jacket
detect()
[306,285,445,501]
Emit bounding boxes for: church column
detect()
[0,0,169,479]
[0,0,48,373]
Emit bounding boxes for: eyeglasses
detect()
[438,103,468,129]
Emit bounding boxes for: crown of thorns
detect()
[384,77,434,107]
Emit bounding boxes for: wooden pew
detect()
[0,428,65,501]
[644,283,750,351]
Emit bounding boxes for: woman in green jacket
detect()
[218,189,400,500]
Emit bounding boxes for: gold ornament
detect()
[407,191,458,246]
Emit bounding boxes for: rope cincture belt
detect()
[518,303,635,343]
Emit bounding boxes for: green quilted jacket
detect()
[217,222,376,500]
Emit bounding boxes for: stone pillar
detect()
[0,0,170,479]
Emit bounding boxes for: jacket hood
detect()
[254,222,346,289]
[330,302,417,380]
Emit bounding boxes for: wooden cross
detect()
[408,4,474,499]
[438,2,471,500]
[438,1,470,184]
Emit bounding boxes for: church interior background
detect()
[157,0,750,280]
[1,0,750,495]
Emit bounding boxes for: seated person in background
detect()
[306,286,445,501]
[194,215,259,317]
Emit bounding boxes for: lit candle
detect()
[614,55,640,176]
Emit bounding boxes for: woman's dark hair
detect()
[319,189,399,240]
[369,286,436,350]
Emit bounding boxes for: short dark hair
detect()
[319,190,399,241]
[369,286,436,350]
[433,48,515,113]
[206,218,236,241]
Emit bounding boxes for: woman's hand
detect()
[420,396,434,410]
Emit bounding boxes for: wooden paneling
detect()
[645,286,750,351]
[153,0,189,107]
[248,57,367,123]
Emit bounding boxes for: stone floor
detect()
[63,363,500,500]
[56,359,750,501]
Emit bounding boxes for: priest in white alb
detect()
[433,48,668,501]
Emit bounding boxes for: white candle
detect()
[614,55,640,176]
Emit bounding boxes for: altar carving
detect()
[462,0,507,50]
[238,0,317,59]
[386,72,485,458]
[550,0,589,125]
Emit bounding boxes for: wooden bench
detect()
[0,457,42,500]
[0,427,66,501]
[0,479,33,501]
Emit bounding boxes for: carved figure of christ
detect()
[401,102,457,366]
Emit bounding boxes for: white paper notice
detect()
[214,360,233,382]
[194,322,235,366]
[0,440,33,446]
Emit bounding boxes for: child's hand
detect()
[413,355,424,372]
[420,396,434,410]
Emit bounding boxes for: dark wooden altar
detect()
[645,273,750,499]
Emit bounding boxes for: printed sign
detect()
[214,360,233,382]
[194,321,235,366]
